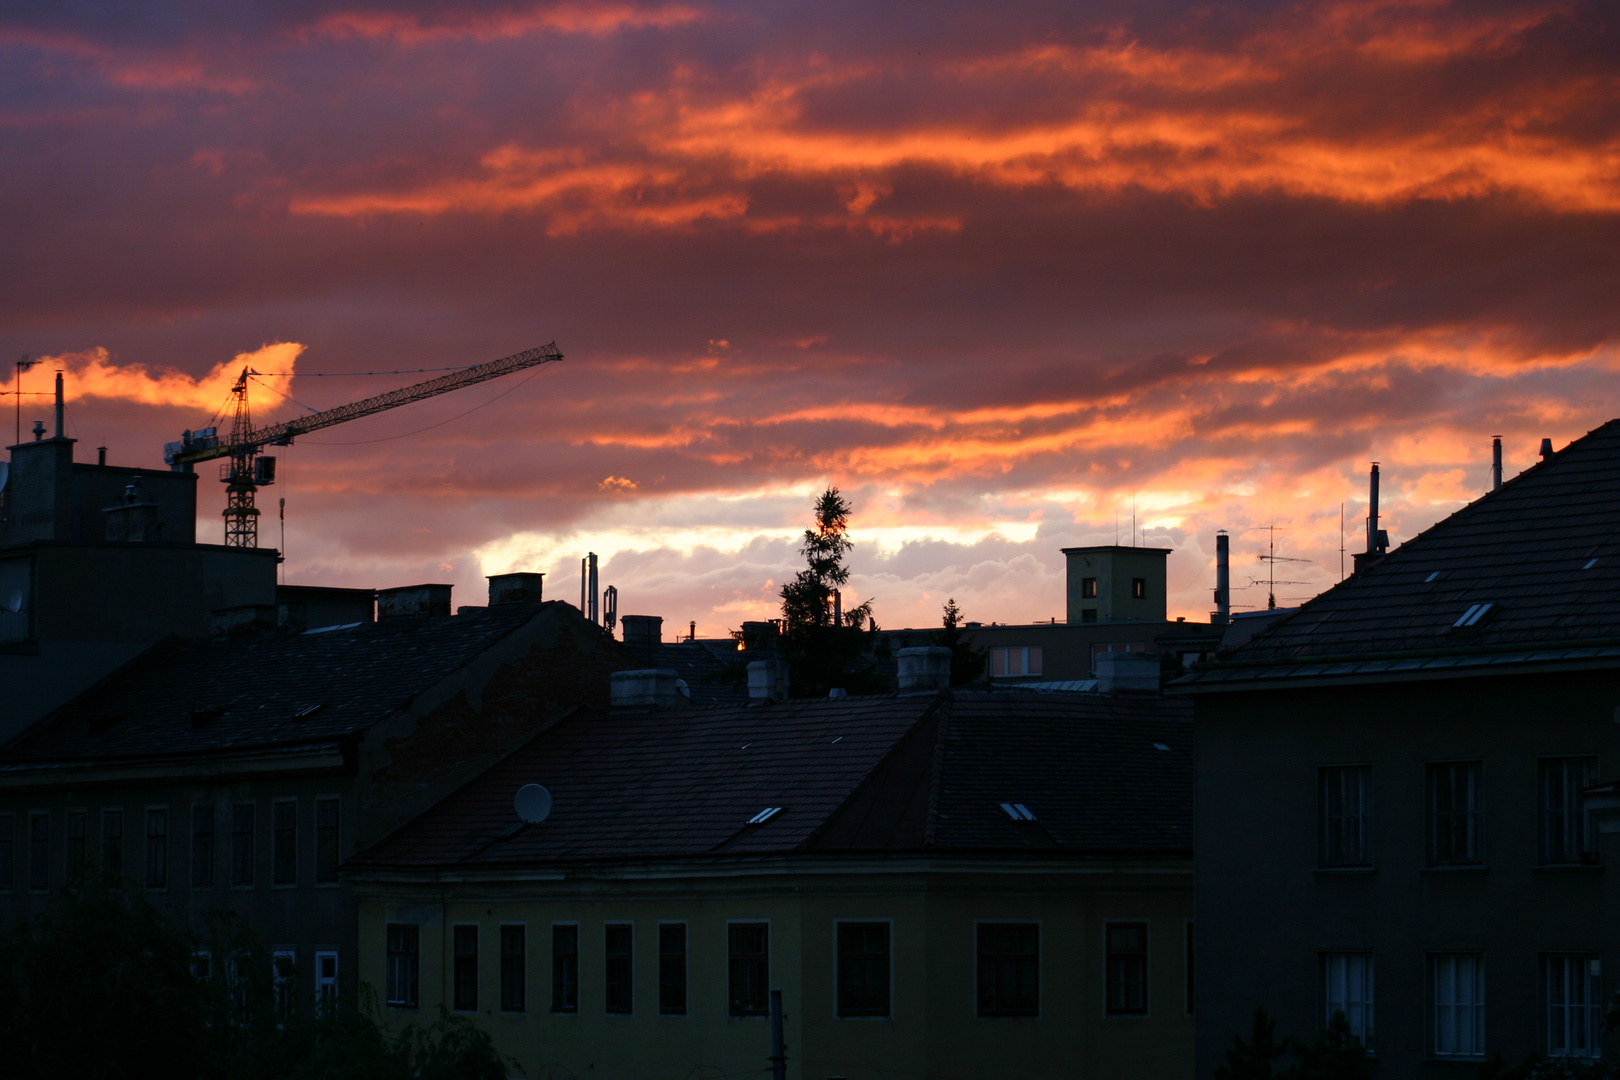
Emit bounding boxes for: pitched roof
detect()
[1177,420,1620,689]
[0,603,566,763]
[347,688,1191,873]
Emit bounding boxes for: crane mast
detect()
[166,342,562,548]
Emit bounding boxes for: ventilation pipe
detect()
[580,553,600,623]
[1540,438,1555,462]
[1491,436,1502,492]
[1213,530,1230,627]
[1366,462,1380,554]
[53,372,64,440]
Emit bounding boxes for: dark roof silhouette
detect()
[348,689,1191,872]
[1177,420,1620,689]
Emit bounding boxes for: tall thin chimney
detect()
[53,371,64,440]
[1213,530,1230,627]
[587,552,599,624]
[1491,437,1502,491]
[1366,462,1381,555]
[1540,438,1555,462]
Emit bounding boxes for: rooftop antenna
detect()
[1251,521,1310,610]
[13,355,36,447]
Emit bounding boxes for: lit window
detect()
[1322,953,1374,1047]
[1432,954,1485,1057]
[1546,954,1601,1059]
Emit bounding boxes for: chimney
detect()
[1491,437,1502,492]
[1212,530,1230,627]
[53,371,63,440]
[740,621,779,651]
[621,614,662,665]
[1096,651,1161,693]
[1540,438,1555,462]
[896,646,951,693]
[487,572,545,606]
[609,668,687,709]
[603,586,617,632]
[376,584,452,619]
[1366,462,1381,554]
[747,656,789,702]
[97,446,107,466]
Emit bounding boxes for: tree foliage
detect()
[1215,1007,1372,1080]
[0,872,515,1080]
[937,598,988,686]
[778,487,882,697]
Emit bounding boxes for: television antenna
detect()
[1249,522,1311,610]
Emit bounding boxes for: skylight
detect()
[746,807,782,825]
[999,802,1036,822]
[1153,742,1170,751]
[1425,571,1441,583]
[1453,602,1496,628]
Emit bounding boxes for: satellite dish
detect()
[514,783,552,824]
[0,461,8,494]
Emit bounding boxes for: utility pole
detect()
[769,988,787,1080]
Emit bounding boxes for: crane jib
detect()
[165,343,561,466]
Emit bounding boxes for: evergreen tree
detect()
[1215,1007,1289,1080]
[937,598,988,685]
[778,487,879,696]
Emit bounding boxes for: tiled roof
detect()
[348,688,1191,872]
[645,640,751,708]
[0,604,563,763]
[1176,420,1620,688]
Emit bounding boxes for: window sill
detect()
[1313,866,1375,875]
[1533,863,1602,872]
[1420,865,1487,874]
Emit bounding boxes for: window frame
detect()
[191,804,215,888]
[551,922,580,1014]
[727,919,771,1018]
[1131,577,1147,599]
[500,923,527,1013]
[1430,952,1486,1058]
[658,920,687,1017]
[271,798,297,887]
[313,796,340,885]
[1321,952,1375,1049]
[1427,761,1484,867]
[100,807,123,876]
[1081,577,1098,599]
[1319,764,1373,868]
[27,810,48,892]
[1539,757,1599,866]
[834,919,893,1020]
[64,809,86,881]
[1104,920,1150,1017]
[452,923,479,1013]
[272,949,297,1023]
[385,924,420,1009]
[230,802,255,887]
[314,950,339,1017]
[144,806,168,890]
[605,922,633,1015]
[975,920,1040,1019]
[1544,953,1601,1059]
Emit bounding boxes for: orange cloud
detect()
[7,343,304,414]
[304,2,703,46]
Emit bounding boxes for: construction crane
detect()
[165,342,563,547]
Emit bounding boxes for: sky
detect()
[2,0,1617,634]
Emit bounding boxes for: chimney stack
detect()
[487,572,545,606]
[1351,462,1389,574]
[747,656,789,702]
[1212,530,1230,627]
[377,584,452,619]
[609,669,687,709]
[896,646,951,693]
[1491,437,1502,491]
[1540,438,1555,462]
[53,371,63,440]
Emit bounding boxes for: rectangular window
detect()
[231,803,254,885]
[500,926,526,1012]
[453,925,478,1012]
[1546,954,1601,1059]
[659,923,687,1015]
[1132,577,1147,599]
[729,923,770,1017]
[0,813,12,890]
[837,922,891,1018]
[272,801,296,886]
[1082,577,1098,598]
[101,809,123,875]
[1081,608,1098,623]
[315,951,339,1016]
[1428,762,1483,866]
[65,811,86,880]
[605,924,633,1014]
[551,924,579,1013]
[977,923,1039,1018]
[385,924,419,1008]
[273,950,297,1022]
[314,798,340,883]
[1106,923,1148,1015]
[191,805,214,887]
[1322,953,1374,1047]
[1320,766,1373,867]
[1542,758,1598,865]
[990,646,1043,678]
[28,812,48,891]
[145,808,167,889]
[1432,954,1485,1057]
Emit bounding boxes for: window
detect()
[453,925,478,1011]
[1545,954,1601,1059]
[605,924,632,1014]
[500,926,526,1012]
[1428,762,1483,866]
[145,808,167,889]
[385,925,419,1008]
[1132,577,1147,599]
[65,811,85,880]
[1082,577,1098,598]
[231,803,254,885]
[1106,923,1148,1015]
[1320,766,1372,867]
[272,801,296,886]
[314,798,339,883]
[192,950,213,981]
[990,646,1043,678]
[551,924,579,1013]
[28,812,48,891]
[837,922,890,1018]
[729,923,770,1017]
[1432,954,1485,1057]
[977,923,1039,1018]
[191,805,214,887]
[314,951,339,1016]
[659,923,687,1015]
[273,950,297,1022]
[1322,953,1374,1047]
[0,813,12,890]
[1542,758,1598,865]
[101,809,123,875]
[1081,609,1098,623]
